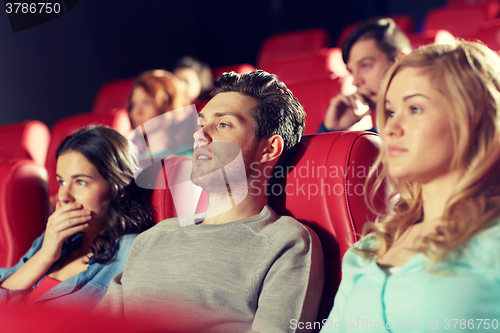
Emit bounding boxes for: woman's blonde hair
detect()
[363,40,500,265]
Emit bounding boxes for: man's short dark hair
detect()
[212,70,305,152]
[342,17,412,64]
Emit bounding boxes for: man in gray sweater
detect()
[97,70,325,333]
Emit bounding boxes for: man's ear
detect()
[396,49,408,60]
[258,135,284,163]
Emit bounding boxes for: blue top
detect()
[321,221,500,333]
[0,232,136,310]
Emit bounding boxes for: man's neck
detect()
[202,190,268,225]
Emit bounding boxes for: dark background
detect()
[0,0,444,128]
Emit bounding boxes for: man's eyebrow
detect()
[214,112,245,122]
[198,111,245,122]
[357,56,375,65]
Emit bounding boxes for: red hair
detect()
[128,69,180,115]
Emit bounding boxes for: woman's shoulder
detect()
[115,234,138,249]
[477,218,500,238]
[110,234,139,263]
[460,219,500,267]
[349,232,379,257]
[342,233,379,268]
[466,219,500,250]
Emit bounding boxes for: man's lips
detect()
[387,144,408,157]
[194,149,211,161]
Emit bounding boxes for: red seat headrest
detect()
[0,120,50,167]
[0,159,49,268]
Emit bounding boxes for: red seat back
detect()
[423,5,489,36]
[289,79,342,136]
[269,131,386,321]
[264,48,346,135]
[45,110,131,198]
[91,78,134,114]
[0,160,49,268]
[257,28,330,69]
[0,120,50,167]
[407,29,456,49]
[264,48,347,84]
[211,64,256,80]
[473,19,500,50]
[447,0,500,20]
[146,155,207,223]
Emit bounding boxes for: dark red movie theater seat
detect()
[0,120,50,167]
[473,19,500,51]
[263,48,347,135]
[0,159,49,268]
[91,78,134,115]
[145,155,207,223]
[447,0,500,20]
[423,4,491,37]
[211,63,256,79]
[257,28,330,69]
[269,131,387,324]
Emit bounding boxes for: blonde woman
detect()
[321,41,500,332]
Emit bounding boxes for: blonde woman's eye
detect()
[386,110,395,118]
[411,106,422,114]
[218,122,229,129]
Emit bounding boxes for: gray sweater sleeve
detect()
[95,271,125,317]
[252,223,324,333]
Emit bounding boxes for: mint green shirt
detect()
[321,221,500,333]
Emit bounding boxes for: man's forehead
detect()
[347,38,383,66]
[199,92,259,118]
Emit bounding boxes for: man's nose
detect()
[193,127,210,148]
[352,71,364,87]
